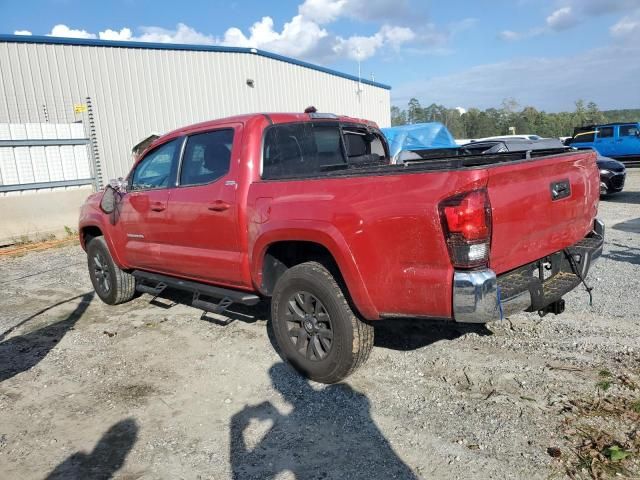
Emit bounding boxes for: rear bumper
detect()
[453,219,604,323]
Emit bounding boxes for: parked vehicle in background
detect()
[459,139,625,196]
[79,111,603,384]
[460,137,568,155]
[596,152,626,195]
[567,122,640,167]
[472,134,543,142]
[381,122,457,162]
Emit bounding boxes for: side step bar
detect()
[132,270,260,315]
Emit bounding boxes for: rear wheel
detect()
[270,262,374,384]
[87,236,136,305]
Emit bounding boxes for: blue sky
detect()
[1,0,639,111]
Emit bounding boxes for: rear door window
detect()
[597,127,614,139]
[180,129,234,186]
[262,122,346,179]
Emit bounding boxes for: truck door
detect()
[162,125,244,286]
[594,126,615,156]
[117,137,182,270]
[617,124,640,158]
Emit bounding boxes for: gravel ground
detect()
[1,170,639,480]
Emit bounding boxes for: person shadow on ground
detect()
[230,362,417,479]
[0,292,94,383]
[45,418,138,480]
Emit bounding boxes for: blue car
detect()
[568,122,640,166]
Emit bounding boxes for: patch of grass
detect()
[12,235,33,246]
[64,225,78,237]
[558,373,640,478]
[604,445,632,462]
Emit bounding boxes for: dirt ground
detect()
[1,171,639,480]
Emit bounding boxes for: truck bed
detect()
[250,148,598,318]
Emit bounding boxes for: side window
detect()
[597,127,614,139]
[620,124,639,137]
[180,129,234,186]
[130,139,180,191]
[342,128,387,164]
[575,131,595,143]
[262,123,346,179]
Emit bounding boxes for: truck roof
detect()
[144,112,377,154]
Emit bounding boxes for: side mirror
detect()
[109,177,128,192]
[100,185,118,214]
[100,178,126,214]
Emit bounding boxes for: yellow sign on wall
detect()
[74,104,87,114]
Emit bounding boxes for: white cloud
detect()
[498,27,544,41]
[13,30,32,35]
[546,7,577,30]
[299,0,348,24]
[48,24,96,39]
[222,15,329,58]
[502,0,640,41]
[610,11,640,38]
[499,30,523,41]
[23,1,467,64]
[393,43,640,111]
[135,23,216,45]
[98,28,133,41]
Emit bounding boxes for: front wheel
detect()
[270,262,374,384]
[87,236,136,305]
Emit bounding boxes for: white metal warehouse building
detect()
[0,34,391,244]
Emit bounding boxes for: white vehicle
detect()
[470,134,542,142]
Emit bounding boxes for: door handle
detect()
[208,200,230,212]
[150,202,165,212]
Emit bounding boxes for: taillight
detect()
[439,189,492,269]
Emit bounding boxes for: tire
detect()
[270,261,374,384]
[87,236,136,305]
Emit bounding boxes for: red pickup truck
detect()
[79,112,604,383]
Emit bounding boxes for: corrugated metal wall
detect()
[0,40,391,183]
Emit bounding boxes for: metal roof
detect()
[0,34,391,90]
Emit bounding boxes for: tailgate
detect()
[488,151,599,274]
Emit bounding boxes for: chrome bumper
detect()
[453,218,604,324]
[452,269,532,323]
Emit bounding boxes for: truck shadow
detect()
[45,418,138,480]
[373,318,491,351]
[0,292,94,383]
[601,242,640,266]
[229,362,418,479]
[612,217,640,234]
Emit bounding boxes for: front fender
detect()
[251,220,380,320]
[79,200,129,270]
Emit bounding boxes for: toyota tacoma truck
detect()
[79,112,604,383]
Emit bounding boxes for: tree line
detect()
[390,98,640,139]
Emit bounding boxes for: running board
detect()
[132,270,260,310]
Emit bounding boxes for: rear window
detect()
[262,122,346,179]
[573,131,595,143]
[597,127,614,139]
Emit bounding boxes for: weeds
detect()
[557,371,640,479]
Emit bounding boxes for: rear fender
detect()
[251,221,380,320]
